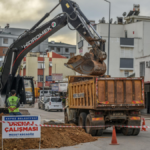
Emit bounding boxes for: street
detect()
[26,104,150,150]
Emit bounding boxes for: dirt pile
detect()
[0,114,97,150]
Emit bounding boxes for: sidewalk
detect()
[142,114,150,119]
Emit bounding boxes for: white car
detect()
[40,90,52,97]
[44,97,63,112]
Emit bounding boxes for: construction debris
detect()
[0,114,97,150]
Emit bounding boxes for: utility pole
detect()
[104,0,111,75]
[43,52,45,97]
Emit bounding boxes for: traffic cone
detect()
[141,118,147,131]
[110,126,119,145]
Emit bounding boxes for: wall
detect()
[97,23,124,38]
[135,56,150,82]
[26,57,38,81]
[143,22,150,56]
[52,58,76,79]
[124,22,143,38]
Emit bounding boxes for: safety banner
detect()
[2,116,41,139]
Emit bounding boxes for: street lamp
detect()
[104,0,111,75]
[43,52,45,97]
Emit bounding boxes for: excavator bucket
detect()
[65,54,106,76]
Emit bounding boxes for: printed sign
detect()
[79,49,83,53]
[51,83,59,91]
[2,116,41,139]
[58,83,68,92]
[73,93,84,98]
[46,76,52,81]
[52,74,63,81]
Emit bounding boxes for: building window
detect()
[140,62,145,77]
[38,63,45,69]
[3,48,8,54]
[56,48,60,52]
[51,47,54,50]
[124,71,129,77]
[65,48,69,53]
[120,38,134,47]
[78,40,83,49]
[120,58,134,69]
[3,38,8,44]
[38,76,44,82]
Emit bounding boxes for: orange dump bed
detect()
[68,76,145,110]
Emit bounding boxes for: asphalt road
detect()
[27,103,150,150]
[26,103,64,122]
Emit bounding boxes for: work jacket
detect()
[7,96,20,113]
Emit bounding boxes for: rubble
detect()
[0,114,97,150]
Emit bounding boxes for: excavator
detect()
[0,0,107,113]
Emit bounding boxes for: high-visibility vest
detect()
[7,96,20,113]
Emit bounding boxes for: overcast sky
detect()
[0,0,150,45]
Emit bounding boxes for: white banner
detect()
[59,83,68,92]
[2,116,41,139]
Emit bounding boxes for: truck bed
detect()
[68,76,145,110]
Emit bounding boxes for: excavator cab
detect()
[1,76,35,106]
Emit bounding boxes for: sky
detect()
[0,0,150,45]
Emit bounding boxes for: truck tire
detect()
[122,128,133,136]
[78,112,87,129]
[132,128,140,136]
[85,114,96,136]
[96,129,103,136]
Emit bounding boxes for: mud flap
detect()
[91,117,105,130]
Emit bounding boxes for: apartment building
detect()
[76,7,150,83]
[48,41,76,58]
[20,52,75,88]
[0,25,49,66]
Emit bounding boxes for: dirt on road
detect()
[0,114,97,150]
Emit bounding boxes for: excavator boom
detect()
[60,0,107,75]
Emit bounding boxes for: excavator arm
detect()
[0,0,107,105]
[60,0,107,75]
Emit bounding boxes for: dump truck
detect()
[64,76,145,136]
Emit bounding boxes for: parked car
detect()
[44,97,63,112]
[40,90,52,97]
[38,96,47,110]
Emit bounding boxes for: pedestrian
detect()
[6,90,22,115]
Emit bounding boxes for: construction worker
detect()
[6,90,22,115]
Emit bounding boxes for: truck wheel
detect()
[122,128,133,136]
[96,129,103,136]
[78,112,87,129]
[85,114,96,136]
[132,128,140,136]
